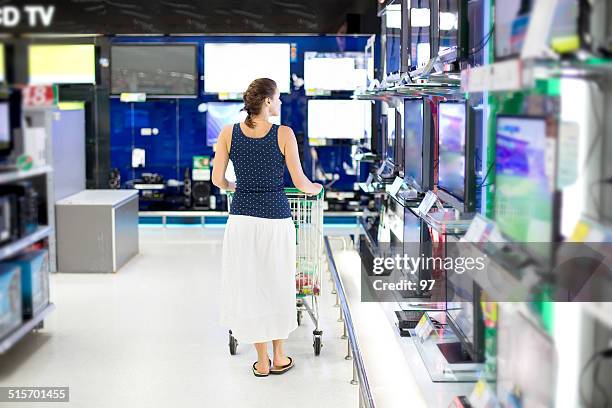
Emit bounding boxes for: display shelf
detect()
[582,303,612,330]
[0,166,53,185]
[0,226,53,261]
[407,206,472,236]
[0,303,55,354]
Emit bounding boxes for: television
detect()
[437,101,474,211]
[403,99,425,191]
[111,44,197,96]
[204,43,290,94]
[549,0,591,55]
[307,100,371,141]
[383,3,402,76]
[304,52,367,92]
[365,35,376,86]
[410,0,432,69]
[0,44,5,83]
[437,0,467,64]
[29,44,96,85]
[0,89,20,158]
[206,102,280,147]
[495,0,533,60]
[443,281,485,364]
[494,116,555,261]
[386,107,396,164]
[0,103,10,153]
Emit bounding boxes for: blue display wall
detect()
[110,35,372,205]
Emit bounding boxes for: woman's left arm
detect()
[212,126,236,191]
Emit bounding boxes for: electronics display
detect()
[495,0,533,59]
[384,3,402,75]
[494,116,553,245]
[0,183,39,239]
[303,52,367,91]
[307,100,371,140]
[111,44,197,96]
[206,102,281,147]
[5,249,50,319]
[193,181,212,209]
[549,0,585,54]
[0,265,22,339]
[403,99,425,191]
[365,35,376,87]
[0,44,5,83]
[410,0,431,69]
[0,103,10,152]
[438,0,460,55]
[28,44,96,85]
[444,281,484,363]
[204,43,290,94]
[496,311,557,407]
[0,195,13,244]
[437,101,466,203]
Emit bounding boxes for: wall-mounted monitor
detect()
[403,99,425,191]
[204,43,290,94]
[111,44,197,96]
[0,44,5,83]
[410,0,432,69]
[386,106,396,164]
[494,116,555,261]
[304,52,367,92]
[0,102,10,153]
[29,44,96,85]
[307,99,371,141]
[206,102,280,147]
[495,0,533,60]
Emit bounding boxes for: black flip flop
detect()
[252,359,271,377]
[270,356,294,375]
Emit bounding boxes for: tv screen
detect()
[0,103,10,151]
[410,1,431,68]
[204,43,290,94]
[0,44,5,83]
[495,0,533,59]
[304,52,367,91]
[404,99,424,191]
[549,0,581,53]
[384,3,402,75]
[29,44,96,85]
[438,102,466,201]
[439,0,460,55]
[111,44,197,96]
[307,100,371,140]
[494,116,553,245]
[387,107,396,163]
[206,102,280,147]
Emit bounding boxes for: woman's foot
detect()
[271,356,294,374]
[253,359,270,377]
[273,355,291,368]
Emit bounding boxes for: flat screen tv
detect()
[111,44,197,96]
[404,99,425,191]
[495,0,533,60]
[29,44,96,85]
[437,101,466,205]
[206,102,280,147]
[384,3,402,76]
[204,43,290,94]
[307,100,371,141]
[304,52,367,91]
[410,0,432,69]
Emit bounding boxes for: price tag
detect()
[388,176,404,197]
[22,85,57,107]
[416,191,438,215]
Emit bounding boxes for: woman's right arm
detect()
[280,126,322,195]
[212,125,236,191]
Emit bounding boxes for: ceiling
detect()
[15,0,378,34]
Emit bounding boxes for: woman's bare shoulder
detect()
[278,125,295,139]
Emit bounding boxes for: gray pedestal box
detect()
[56,190,139,273]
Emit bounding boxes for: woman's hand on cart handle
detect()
[226,182,236,192]
[309,183,324,197]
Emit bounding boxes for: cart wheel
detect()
[313,335,322,356]
[229,330,238,355]
[297,311,303,326]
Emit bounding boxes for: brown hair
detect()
[243,78,277,128]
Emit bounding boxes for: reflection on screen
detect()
[439,0,459,54]
[410,2,431,68]
[304,52,367,91]
[29,45,96,85]
[495,0,532,59]
[385,4,402,75]
[204,43,290,94]
[387,108,396,162]
[438,102,466,200]
[494,116,552,244]
[308,100,371,140]
[206,102,280,147]
[404,100,424,190]
[0,103,9,149]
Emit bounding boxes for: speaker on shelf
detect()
[192,181,211,209]
[183,168,192,208]
[109,168,121,189]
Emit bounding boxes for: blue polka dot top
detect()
[229,123,291,219]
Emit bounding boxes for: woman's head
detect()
[243,78,281,128]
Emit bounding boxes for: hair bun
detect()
[242,78,277,128]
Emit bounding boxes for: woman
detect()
[212,78,322,377]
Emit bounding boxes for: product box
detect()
[0,264,22,340]
[6,249,50,319]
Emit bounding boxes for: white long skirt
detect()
[220,214,297,344]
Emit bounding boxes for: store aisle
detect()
[0,227,358,408]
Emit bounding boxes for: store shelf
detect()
[0,303,55,354]
[0,226,53,261]
[0,166,53,184]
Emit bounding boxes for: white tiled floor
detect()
[0,227,359,408]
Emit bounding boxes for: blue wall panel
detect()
[110,35,370,197]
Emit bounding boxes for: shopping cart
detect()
[226,188,325,356]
